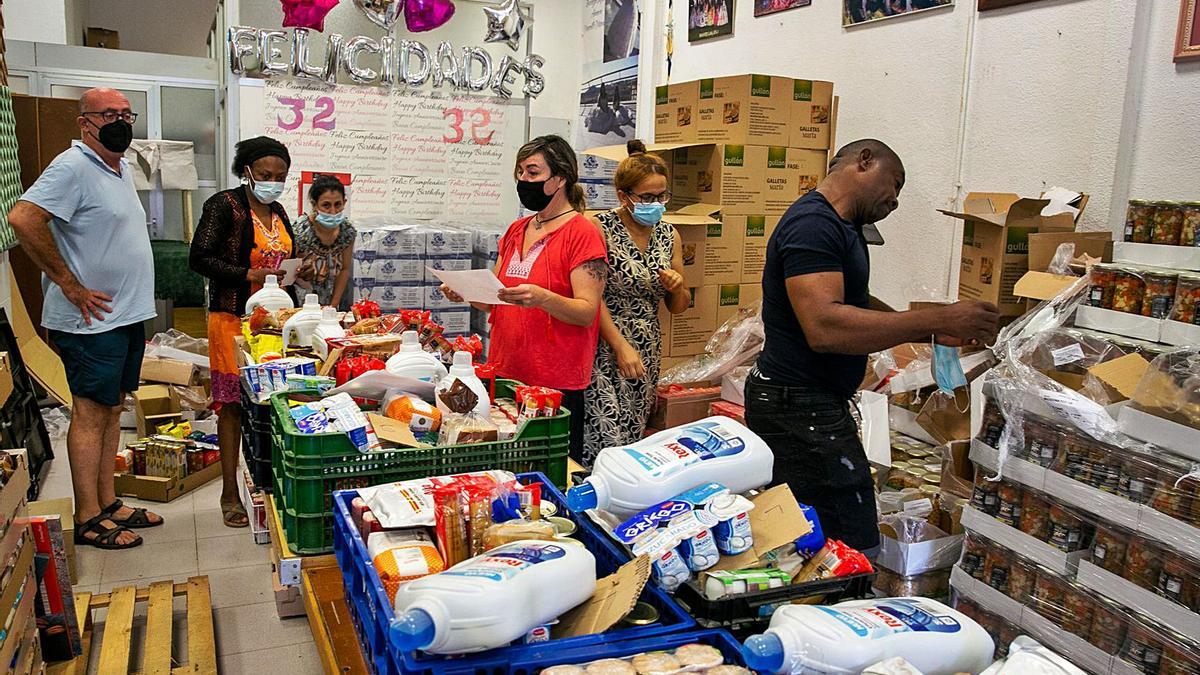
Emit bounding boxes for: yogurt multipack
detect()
[614,482,755,592]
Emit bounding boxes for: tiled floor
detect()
[41,438,326,674]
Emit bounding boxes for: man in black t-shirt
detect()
[747,139,999,556]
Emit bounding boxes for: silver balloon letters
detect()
[343,36,383,85]
[225,26,545,98]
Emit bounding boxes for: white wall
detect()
[656,0,1200,308]
[85,0,219,56]
[3,0,69,44]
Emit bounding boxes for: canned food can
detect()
[1089,263,1117,309]
[1112,268,1146,314]
[1171,274,1200,324]
[1142,271,1178,319]
[1180,202,1200,247]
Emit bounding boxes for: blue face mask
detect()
[932,343,969,395]
[631,202,666,226]
[315,211,346,228]
[247,175,285,205]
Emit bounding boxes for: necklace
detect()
[534,209,574,230]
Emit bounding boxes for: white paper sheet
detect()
[326,369,436,402]
[428,268,512,305]
[279,258,303,286]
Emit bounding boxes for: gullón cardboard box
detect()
[789,79,836,150]
[662,204,724,287]
[654,81,699,144]
[672,144,827,216]
[660,283,762,357]
[696,75,792,147]
[941,193,1075,317]
[734,215,782,284]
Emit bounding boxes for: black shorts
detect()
[744,373,880,552]
[49,322,146,407]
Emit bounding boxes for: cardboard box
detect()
[0,352,12,408]
[942,194,1075,316]
[672,144,827,216]
[85,27,119,49]
[27,498,75,584]
[113,459,221,503]
[140,357,199,387]
[649,384,722,429]
[654,81,699,144]
[710,484,814,572]
[734,215,781,284]
[132,385,182,438]
[662,204,724,287]
[1013,270,1080,312]
[1027,231,1112,274]
[789,79,836,150]
[877,522,965,576]
[660,283,761,357]
[696,75,793,147]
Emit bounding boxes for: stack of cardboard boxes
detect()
[649,74,837,363]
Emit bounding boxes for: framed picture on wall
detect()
[978,0,1042,9]
[688,0,735,42]
[844,0,953,27]
[1177,0,1200,62]
[755,0,812,18]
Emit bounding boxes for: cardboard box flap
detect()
[367,413,434,449]
[663,203,723,227]
[582,141,709,163]
[711,484,813,572]
[1088,354,1150,400]
[1013,271,1079,301]
[1005,199,1075,232]
[0,353,12,408]
[1028,232,1112,274]
[141,357,199,386]
[940,194,1073,232]
[7,267,71,406]
[964,192,1021,215]
[556,556,651,638]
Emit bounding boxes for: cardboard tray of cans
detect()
[960,505,1086,578]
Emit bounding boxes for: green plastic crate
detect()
[268,380,570,553]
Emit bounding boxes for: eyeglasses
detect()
[82,110,139,124]
[628,191,672,205]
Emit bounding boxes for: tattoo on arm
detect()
[581,259,608,283]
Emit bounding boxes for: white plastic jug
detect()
[434,351,489,418]
[385,332,448,384]
[282,294,323,348]
[566,417,773,517]
[244,275,294,314]
[311,308,347,360]
[390,540,596,654]
[741,598,995,675]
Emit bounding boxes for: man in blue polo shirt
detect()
[9,88,162,549]
[747,139,999,557]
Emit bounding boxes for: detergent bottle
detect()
[434,351,490,418]
[566,417,773,517]
[741,597,995,675]
[311,308,346,360]
[385,332,448,384]
[244,275,294,314]
[282,294,323,348]
[390,540,596,654]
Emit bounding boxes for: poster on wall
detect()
[689,0,734,42]
[1177,0,1200,62]
[843,0,953,26]
[605,0,641,62]
[576,59,639,151]
[263,80,525,225]
[755,0,812,17]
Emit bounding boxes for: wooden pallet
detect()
[47,576,217,675]
[302,566,369,675]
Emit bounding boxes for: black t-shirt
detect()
[757,190,871,397]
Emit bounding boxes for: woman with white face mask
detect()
[580,140,691,465]
[294,174,355,309]
[189,135,296,529]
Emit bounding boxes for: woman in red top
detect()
[442,135,607,461]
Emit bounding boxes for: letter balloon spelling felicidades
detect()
[380,36,398,87]
[522,53,545,97]
[259,29,292,77]
[343,36,383,85]
[491,55,522,100]
[228,27,259,74]
[290,28,325,81]
[433,41,464,89]
[459,47,494,92]
[400,39,433,86]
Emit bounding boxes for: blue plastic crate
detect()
[502,629,752,675]
[332,471,697,675]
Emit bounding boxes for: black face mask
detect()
[517,179,556,212]
[91,120,134,154]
